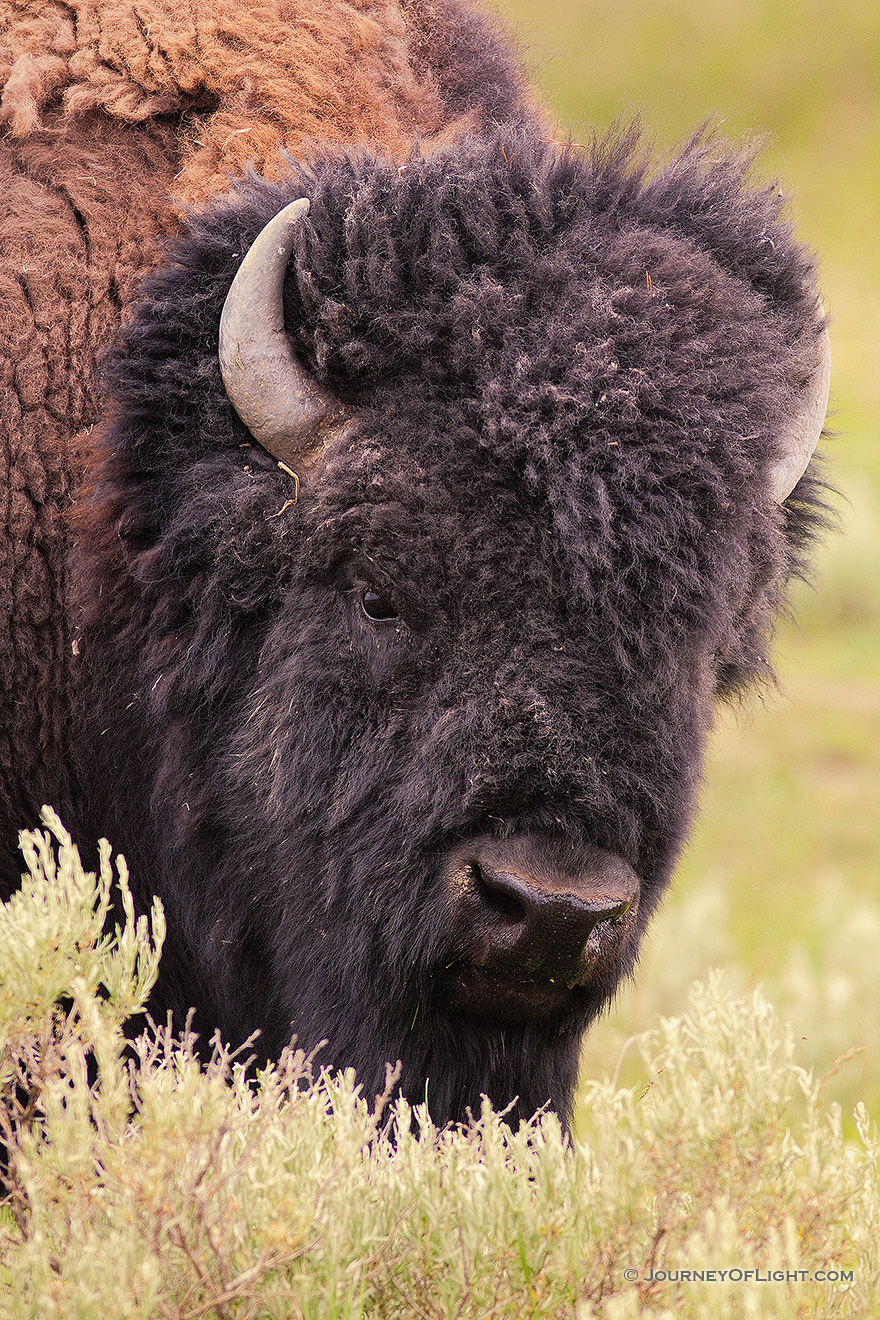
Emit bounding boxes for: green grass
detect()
[489,0,880,1131]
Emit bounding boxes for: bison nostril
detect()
[468,861,526,927]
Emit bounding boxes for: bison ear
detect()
[218,198,348,477]
[767,303,830,503]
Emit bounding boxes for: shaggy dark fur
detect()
[59,124,828,1128]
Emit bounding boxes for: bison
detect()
[1,0,830,1128]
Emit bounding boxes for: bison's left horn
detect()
[219,198,346,471]
[768,304,830,503]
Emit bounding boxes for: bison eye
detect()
[361,588,399,623]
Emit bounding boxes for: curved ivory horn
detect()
[219,198,346,470]
[768,305,831,503]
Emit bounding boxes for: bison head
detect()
[74,127,829,1128]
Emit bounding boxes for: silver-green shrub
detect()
[1,813,876,1319]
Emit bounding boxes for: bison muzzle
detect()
[443,835,639,1021]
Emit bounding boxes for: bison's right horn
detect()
[219,198,347,473]
[768,303,831,503]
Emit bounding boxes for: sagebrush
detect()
[1,812,876,1319]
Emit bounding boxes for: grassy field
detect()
[490,0,880,1125]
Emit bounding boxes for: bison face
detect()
[75,128,828,1128]
[207,413,695,1125]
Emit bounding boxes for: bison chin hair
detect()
[394,984,624,1131]
[371,1009,588,1133]
[257,947,618,1132]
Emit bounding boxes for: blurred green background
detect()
[491,0,880,1123]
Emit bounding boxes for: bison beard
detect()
[50,127,829,1129]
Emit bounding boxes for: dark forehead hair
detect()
[101,122,828,693]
